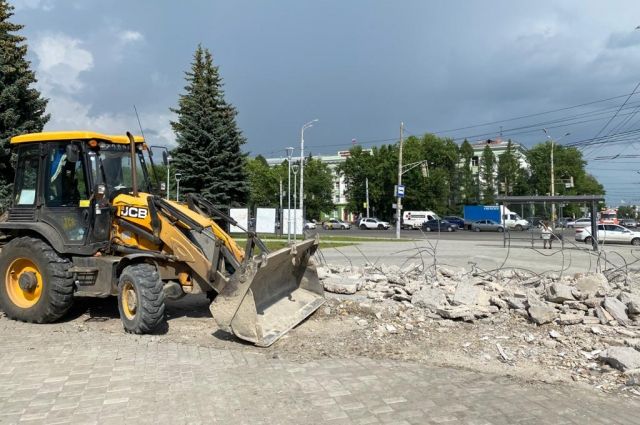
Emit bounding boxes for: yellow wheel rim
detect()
[5,258,43,308]
[121,281,137,320]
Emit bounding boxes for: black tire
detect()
[360,224,367,230]
[632,238,640,246]
[515,224,523,231]
[117,263,166,334]
[323,225,329,230]
[497,227,504,233]
[377,224,384,229]
[0,236,74,324]
[585,236,593,244]
[474,227,480,232]
[447,226,453,232]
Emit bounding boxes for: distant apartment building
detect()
[469,138,528,176]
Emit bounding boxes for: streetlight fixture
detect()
[150,145,172,200]
[543,129,570,227]
[292,163,299,243]
[286,147,294,244]
[175,172,182,202]
[300,119,318,228]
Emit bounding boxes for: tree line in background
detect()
[339,134,605,220]
[244,155,334,221]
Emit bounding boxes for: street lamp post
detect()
[396,122,404,239]
[286,147,294,244]
[543,129,570,228]
[175,173,182,202]
[300,119,318,228]
[292,163,299,243]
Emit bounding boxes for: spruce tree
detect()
[459,139,475,203]
[0,0,49,203]
[497,140,519,196]
[170,45,248,206]
[480,145,496,204]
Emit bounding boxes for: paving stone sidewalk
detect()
[0,320,638,425]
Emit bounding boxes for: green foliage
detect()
[480,145,496,204]
[245,155,333,219]
[245,156,282,210]
[497,139,519,196]
[302,156,335,220]
[0,1,49,203]
[170,45,248,206]
[459,139,477,204]
[617,205,635,218]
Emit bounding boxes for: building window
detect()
[472,156,479,167]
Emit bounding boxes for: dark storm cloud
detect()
[10,0,640,202]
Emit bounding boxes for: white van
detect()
[402,210,439,229]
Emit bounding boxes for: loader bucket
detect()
[209,238,325,347]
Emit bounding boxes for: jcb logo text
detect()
[120,206,148,219]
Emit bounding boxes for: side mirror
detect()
[66,144,79,162]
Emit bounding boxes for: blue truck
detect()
[463,205,530,231]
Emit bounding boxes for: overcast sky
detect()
[12,0,640,204]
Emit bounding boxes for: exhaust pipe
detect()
[126,131,138,197]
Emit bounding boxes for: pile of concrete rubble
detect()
[317,262,640,391]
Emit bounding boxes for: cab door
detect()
[39,143,92,247]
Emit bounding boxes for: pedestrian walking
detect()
[541,221,552,249]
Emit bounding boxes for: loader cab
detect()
[3,131,154,255]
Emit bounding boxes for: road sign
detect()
[396,184,405,198]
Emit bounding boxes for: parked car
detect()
[422,219,457,232]
[304,221,316,230]
[442,216,464,229]
[620,218,638,228]
[323,218,351,230]
[471,219,504,232]
[567,218,592,228]
[358,217,390,230]
[575,224,640,245]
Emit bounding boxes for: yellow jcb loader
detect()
[0,131,324,347]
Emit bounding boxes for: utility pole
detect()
[293,163,299,243]
[365,177,370,218]
[396,122,404,240]
[279,178,283,236]
[550,138,555,226]
[286,147,294,244]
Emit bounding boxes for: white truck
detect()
[402,210,439,229]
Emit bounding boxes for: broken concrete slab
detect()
[411,286,448,311]
[603,297,629,326]
[619,292,640,315]
[575,273,609,297]
[595,305,615,325]
[452,281,491,307]
[545,283,575,304]
[323,277,359,295]
[557,313,584,325]
[505,297,527,310]
[599,346,640,371]
[528,304,558,325]
[436,306,475,321]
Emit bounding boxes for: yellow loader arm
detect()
[111,192,325,347]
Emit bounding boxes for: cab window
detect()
[14,145,40,205]
[45,144,89,207]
